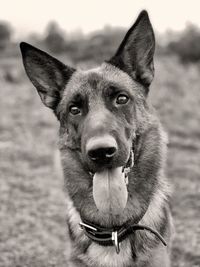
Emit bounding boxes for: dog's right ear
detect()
[20,42,75,109]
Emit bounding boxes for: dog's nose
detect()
[86,135,117,163]
[88,147,117,161]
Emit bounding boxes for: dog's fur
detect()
[20,10,173,267]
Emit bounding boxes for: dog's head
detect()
[20,10,154,170]
[20,11,158,224]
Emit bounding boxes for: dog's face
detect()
[58,64,138,173]
[20,11,157,225]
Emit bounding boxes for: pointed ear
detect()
[108,10,155,89]
[20,42,75,109]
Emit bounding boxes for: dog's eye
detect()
[69,105,81,115]
[116,94,129,105]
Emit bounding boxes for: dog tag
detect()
[112,231,120,254]
[93,167,128,215]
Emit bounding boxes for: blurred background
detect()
[0,0,200,266]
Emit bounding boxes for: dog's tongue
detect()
[93,167,128,215]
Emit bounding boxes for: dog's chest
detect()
[81,239,132,267]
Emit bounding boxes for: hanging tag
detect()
[130,150,134,168]
[124,173,129,185]
[112,231,120,254]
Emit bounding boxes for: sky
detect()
[1,0,200,38]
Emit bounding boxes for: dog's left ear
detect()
[20,42,75,109]
[108,10,155,89]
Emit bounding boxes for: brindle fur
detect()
[20,10,173,267]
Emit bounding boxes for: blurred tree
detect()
[28,33,42,45]
[72,27,126,63]
[44,21,66,53]
[0,21,12,50]
[168,24,200,63]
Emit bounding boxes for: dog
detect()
[20,10,173,267]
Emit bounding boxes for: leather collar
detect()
[80,220,167,254]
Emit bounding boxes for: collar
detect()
[79,220,167,254]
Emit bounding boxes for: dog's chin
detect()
[81,203,139,229]
[82,211,131,228]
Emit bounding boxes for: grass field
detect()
[0,53,200,267]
